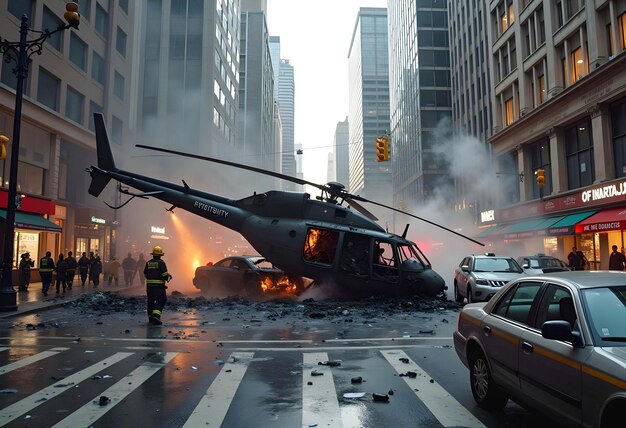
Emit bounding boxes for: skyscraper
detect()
[136,0,239,156]
[333,118,350,188]
[239,0,276,172]
[277,59,296,187]
[387,0,452,209]
[347,7,391,215]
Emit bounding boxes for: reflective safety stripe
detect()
[40,269,53,272]
[161,272,169,277]
[152,310,162,316]
[146,280,165,284]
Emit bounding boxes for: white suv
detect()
[453,253,526,303]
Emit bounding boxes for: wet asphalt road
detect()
[0,291,557,428]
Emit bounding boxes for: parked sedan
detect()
[453,253,526,303]
[517,254,570,275]
[454,271,626,427]
[193,256,304,297]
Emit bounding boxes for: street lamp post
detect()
[0,5,79,311]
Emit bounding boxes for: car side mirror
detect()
[522,263,529,268]
[461,265,469,272]
[541,320,583,347]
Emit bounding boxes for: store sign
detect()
[91,216,106,224]
[577,221,626,233]
[480,210,495,223]
[581,180,626,203]
[151,226,165,234]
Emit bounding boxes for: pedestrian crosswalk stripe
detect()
[52,352,178,428]
[381,350,485,428]
[302,352,342,428]
[0,352,134,425]
[0,347,69,376]
[0,347,9,352]
[182,352,254,427]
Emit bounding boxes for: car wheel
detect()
[469,349,508,411]
[454,282,463,303]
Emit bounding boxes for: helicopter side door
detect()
[338,232,372,277]
[372,240,400,283]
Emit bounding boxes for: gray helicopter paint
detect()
[192,200,229,218]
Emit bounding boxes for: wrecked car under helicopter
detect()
[87,113,483,299]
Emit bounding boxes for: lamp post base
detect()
[0,288,17,311]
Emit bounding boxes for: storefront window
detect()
[578,233,598,270]
[76,238,88,255]
[14,232,39,268]
[543,237,558,256]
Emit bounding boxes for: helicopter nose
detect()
[423,269,447,296]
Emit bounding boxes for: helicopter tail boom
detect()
[94,113,116,172]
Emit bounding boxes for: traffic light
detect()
[535,168,545,188]
[0,135,8,160]
[375,135,389,162]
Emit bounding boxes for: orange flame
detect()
[259,275,300,294]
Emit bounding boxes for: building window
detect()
[501,10,509,33]
[119,0,129,14]
[114,71,125,100]
[8,0,34,20]
[538,74,546,103]
[42,6,63,51]
[17,161,44,196]
[617,13,626,50]
[508,3,515,26]
[65,85,84,124]
[95,3,109,39]
[79,0,91,21]
[612,99,626,178]
[91,52,105,84]
[88,101,103,132]
[37,68,60,111]
[111,115,123,144]
[505,97,514,125]
[116,27,127,57]
[570,47,584,82]
[565,118,594,189]
[69,33,87,71]
[529,139,552,198]
[607,24,614,57]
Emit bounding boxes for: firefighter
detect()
[144,246,172,325]
[65,251,77,289]
[39,251,55,296]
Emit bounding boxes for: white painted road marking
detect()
[381,349,485,428]
[52,352,178,428]
[0,352,134,425]
[0,347,9,352]
[182,352,254,427]
[302,352,342,428]
[0,347,69,376]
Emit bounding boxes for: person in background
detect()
[18,252,34,292]
[55,253,66,293]
[88,252,96,285]
[609,245,625,271]
[567,246,581,270]
[144,246,172,325]
[576,248,588,270]
[135,253,146,286]
[109,256,121,286]
[102,258,111,285]
[39,251,55,296]
[65,251,77,289]
[122,252,136,287]
[91,255,102,286]
[78,252,90,286]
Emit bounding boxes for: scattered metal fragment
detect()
[97,396,110,406]
[318,360,341,367]
[310,370,324,376]
[350,376,363,384]
[343,392,366,398]
[372,393,389,402]
[399,357,409,363]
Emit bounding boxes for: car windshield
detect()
[582,286,626,347]
[473,258,522,273]
[530,258,567,268]
[252,258,274,269]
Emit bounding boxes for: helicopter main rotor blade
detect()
[135,144,326,191]
[347,194,485,247]
[344,197,378,221]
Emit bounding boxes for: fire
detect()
[259,275,300,294]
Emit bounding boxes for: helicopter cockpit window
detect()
[303,228,339,265]
[373,240,398,278]
[397,244,427,269]
[339,233,371,276]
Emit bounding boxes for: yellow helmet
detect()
[151,245,164,256]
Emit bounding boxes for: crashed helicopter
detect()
[88,113,483,298]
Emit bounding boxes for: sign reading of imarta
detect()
[193,200,229,217]
[581,180,626,203]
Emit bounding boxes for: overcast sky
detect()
[266,0,387,189]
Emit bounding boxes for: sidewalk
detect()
[0,279,143,319]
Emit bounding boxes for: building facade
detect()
[387,0,452,211]
[478,0,626,269]
[277,58,295,188]
[348,7,392,218]
[0,0,135,274]
[333,117,350,188]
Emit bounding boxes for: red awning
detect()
[575,207,626,233]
